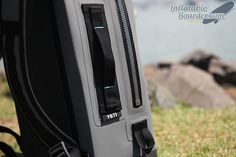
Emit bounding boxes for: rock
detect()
[146,80,158,106]
[224,86,236,102]
[208,59,226,76]
[144,65,158,82]
[156,85,177,107]
[180,50,236,86]
[144,65,178,107]
[209,59,236,86]
[181,50,219,71]
[156,64,235,108]
[157,60,176,69]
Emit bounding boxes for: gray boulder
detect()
[209,59,236,86]
[156,60,176,69]
[156,85,177,107]
[146,80,158,106]
[181,50,219,71]
[156,64,235,108]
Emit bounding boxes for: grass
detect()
[0,77,236,156]
[152,104,236,157]
[0,78,20,155]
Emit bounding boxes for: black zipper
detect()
[115,0,142,108]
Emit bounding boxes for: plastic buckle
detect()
[132,120,155,155]
[49,142,71,157]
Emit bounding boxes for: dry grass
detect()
[0,80,20,155]
[152,104,236,157]
[1,77,236,157]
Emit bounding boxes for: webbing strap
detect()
[0,126,21,157]
[0,142,18,157]
[90,6,116,87]
[82,4,122,122]
[0,126,22,151]
[132,120,155,156]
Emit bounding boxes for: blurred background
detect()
[135,0,236,156]
[0,0,236,156]
[135,0,236,64]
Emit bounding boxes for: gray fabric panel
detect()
[61,0,157,156]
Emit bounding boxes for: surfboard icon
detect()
[202,2,234,24]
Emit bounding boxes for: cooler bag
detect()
[0,0,157,156]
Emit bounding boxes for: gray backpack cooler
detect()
[0,0,157,157]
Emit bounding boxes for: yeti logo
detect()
[102,112,121,122]
[106,113,119,119]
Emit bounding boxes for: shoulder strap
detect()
[0,141,18,157]
[0,0,81,157]
[0,126,22,157]
[0,126,22,150]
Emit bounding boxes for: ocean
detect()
[135,0,236,64]
[0,1,235,71]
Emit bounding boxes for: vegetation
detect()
[152,104,236,157]
[0,79,20,155]
[0,76,236,156]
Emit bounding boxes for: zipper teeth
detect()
[117,0,141,106]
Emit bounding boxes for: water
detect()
[135,1,236,64]
[1,1,235,69]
